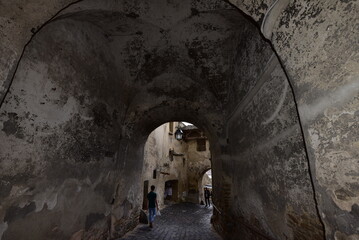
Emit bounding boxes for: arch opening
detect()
[0,0,357,239]
[200,169,213,206]
[142,121,214,210]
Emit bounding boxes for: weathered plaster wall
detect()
[225,0,359,238]
[0,0,79,105]
[271,2,359,238]
[211,20,324,238]
[228,62,322,239]
[0,18,143,240]
[142,122,188,208]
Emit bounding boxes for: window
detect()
[197,139,206,151]
[169,122,174,134]
[169,149,174,161]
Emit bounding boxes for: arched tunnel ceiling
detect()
[22,0,271,140]
[0,0,276,143]
[51,0,259,104]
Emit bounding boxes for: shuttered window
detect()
[197,139,206,151]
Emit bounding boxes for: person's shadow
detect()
[138,225,152,232]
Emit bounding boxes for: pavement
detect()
[117,203,222,240]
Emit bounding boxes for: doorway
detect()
[164,180,178,204]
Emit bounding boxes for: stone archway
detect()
[0,1,358,239]
[186,145,212,204]
[199,168,212,204]
[227,1,359,238]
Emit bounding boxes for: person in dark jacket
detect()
[147,185,159,228]
[204,187,211,207]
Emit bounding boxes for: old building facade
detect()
[142,122,211,208]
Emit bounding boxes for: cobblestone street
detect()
[118,203,222,240]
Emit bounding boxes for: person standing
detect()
[167,185,172,200]
[147,185,159,228]
[204,187,211,207]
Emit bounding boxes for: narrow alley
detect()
[118,203,221,240]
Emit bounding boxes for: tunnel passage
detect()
[0,0,358,240]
